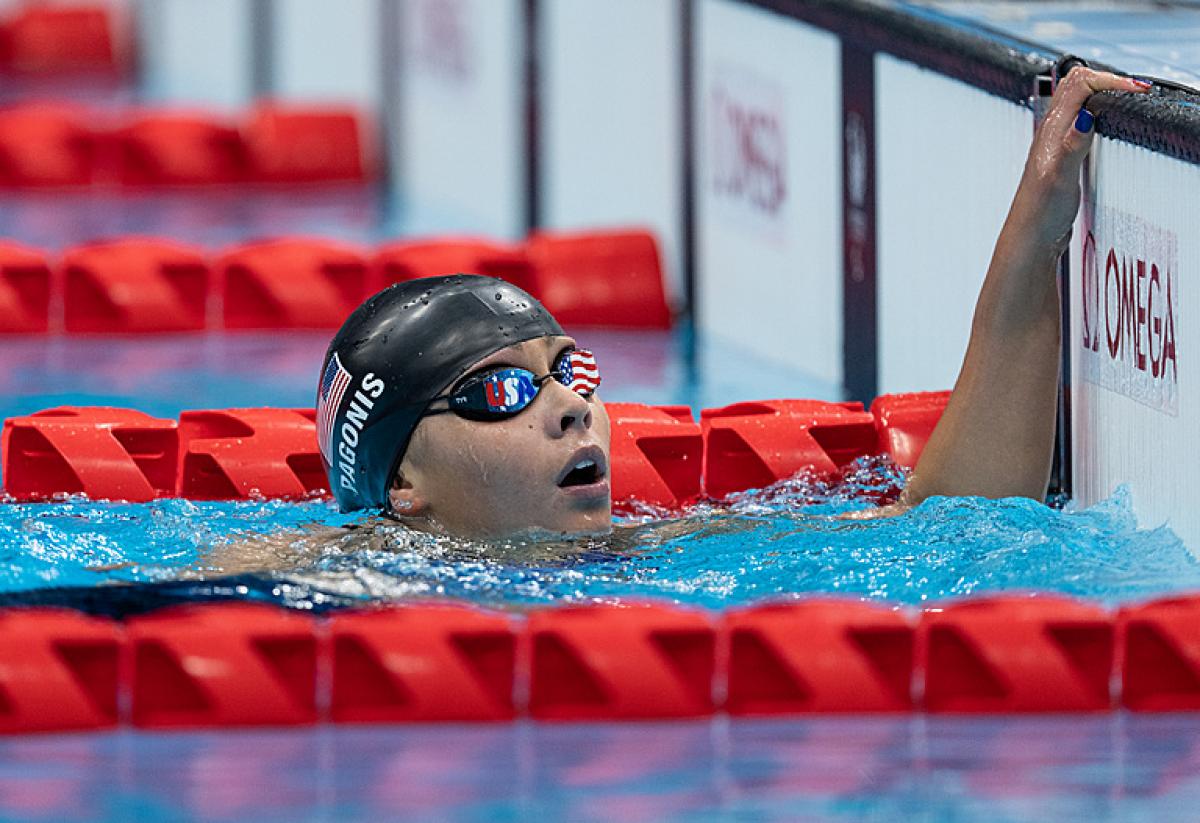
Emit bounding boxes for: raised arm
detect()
[895,68,1150,508]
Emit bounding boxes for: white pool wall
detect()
[539,0,685,308]
[136,0,255,109]
[875,56,1033,394]
[1070,136,1200,551]
[695,0,843,388]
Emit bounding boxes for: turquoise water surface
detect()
[1,462,1196,613]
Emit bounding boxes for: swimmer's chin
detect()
[506,522,614,542]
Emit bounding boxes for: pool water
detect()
[2,462,1198,615]
[2,333,1197,612]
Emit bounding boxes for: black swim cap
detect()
[316,274,564,511]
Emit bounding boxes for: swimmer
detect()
[203,67,1151,571]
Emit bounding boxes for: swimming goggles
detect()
[424,348,601,421]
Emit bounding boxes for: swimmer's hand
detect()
[1015,68,1151,253]
[891,67,1150,514]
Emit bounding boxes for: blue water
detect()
[2,464,1197,612]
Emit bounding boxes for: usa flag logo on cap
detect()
[317,353,352,463]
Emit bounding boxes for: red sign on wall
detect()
[1079,207,1179,415]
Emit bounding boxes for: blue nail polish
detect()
[1075,108,1094,133]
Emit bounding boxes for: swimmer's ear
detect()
[387,472,429,517]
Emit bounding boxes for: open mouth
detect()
[559,458,602,487]
[556,447,608,489]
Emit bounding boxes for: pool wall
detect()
[1070,134,1200,549]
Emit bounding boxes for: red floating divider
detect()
[178,408,325,499]
[1120,595,1200,711]
[242,105,371,184]
[0,609,122,733]
[503,230,671,329]
[128,604,319,728]
[2,407,177,502]
[1,5,122,76]
[701,400,877,499]
[725,599,914,714]
[528,603,716,720]
[116,112,246,186]
[329,605,517,723]
[62,238,210,332]
[0,241,52,332]
[0,105,99,187]
[374,237,527,286]
[220,238,370,329]
[871,391,950,469]
[606,403,702,509]
[918,595,1115,713]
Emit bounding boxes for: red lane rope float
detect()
[494,229,672,330]
[242,104,373,185]
[374,236,526,286]
[0,104,100,187]
[0,241,52,333]
[0,5,125,77]
[0,395,949,503]
[1119,596,1200,711]
[128,603,319,728]
[63,238,210,333]
[0,103,371,188]
[605,402,702,511]
[115,111,247,187]
[0,231,676,332]
[918,595,1116,713]
[219,238,371,330]
[329,605,519,723]
[724,600,915,714]
[0,594,1194,733]
[870,391,952,470]
[701,399,878,499]
[0,608,122,733]
[528,603,717,720]
[178,408,325,499]
[2,407,177,502]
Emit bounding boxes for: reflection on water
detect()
[1,714,1199,822]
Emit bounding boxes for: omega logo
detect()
[1078,210,1179,414]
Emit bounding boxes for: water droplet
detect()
[495,293,503,300]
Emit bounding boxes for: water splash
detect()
[0,458,1197,610]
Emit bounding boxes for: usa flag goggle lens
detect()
[428,349,601,421]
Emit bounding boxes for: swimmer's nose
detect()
[545,382,592,436]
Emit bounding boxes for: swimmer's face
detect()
[390,336,612,539]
